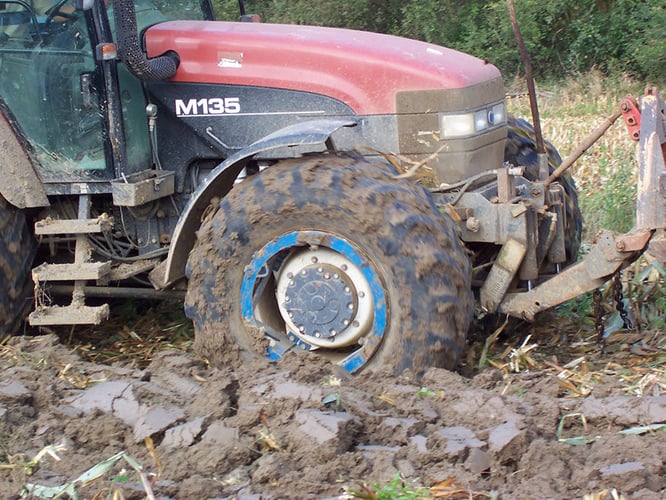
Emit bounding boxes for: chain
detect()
[595,272,634,354]
[613,271,633,330]
[593,288,605,352]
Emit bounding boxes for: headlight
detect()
[439,101,506,139]
[440,113,476,138]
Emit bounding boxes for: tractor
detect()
[0,0,663,376]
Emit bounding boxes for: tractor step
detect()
[29,304,110,326]
[29,195,113,329]
[32,262,111,282]
[34,214,113,235]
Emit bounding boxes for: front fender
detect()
[150,118,357,288]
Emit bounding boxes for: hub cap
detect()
[239,230,387,373]
[276,247,373,349]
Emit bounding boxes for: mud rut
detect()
[0,313,664,499]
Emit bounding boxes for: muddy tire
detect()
[505,116,583,266]
[184,154,473,376]
[0,196,35,334]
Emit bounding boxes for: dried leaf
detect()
[430,476,492,499]
[378,394,395,405]
[23,451,156,500]
[479,317,508,368]
[618,423,666,435]
[144,437,163,478]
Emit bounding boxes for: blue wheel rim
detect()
[240,230,387,373]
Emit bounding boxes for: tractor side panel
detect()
[146,82,400,191]
[148,82,356,155]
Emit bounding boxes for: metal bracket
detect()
[480,237,527,313]
[636,92,666,231]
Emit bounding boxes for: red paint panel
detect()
[144,21,501,115]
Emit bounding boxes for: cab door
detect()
[0,0,109,179]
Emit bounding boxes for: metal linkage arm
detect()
[499,229,652,321]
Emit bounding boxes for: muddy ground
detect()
[0,309,664,500]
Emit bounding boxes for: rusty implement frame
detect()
[498,230,652,321]
[498,91,665,321]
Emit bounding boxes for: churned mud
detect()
[0,316,664,499]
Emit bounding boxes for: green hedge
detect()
[215,0,665,83]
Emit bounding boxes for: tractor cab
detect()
[0,0,211,185]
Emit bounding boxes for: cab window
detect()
[0,0,106,175]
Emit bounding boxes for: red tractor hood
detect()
[144,20,501,115]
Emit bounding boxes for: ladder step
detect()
[29,304,110,326]
[32,262,111,282]
[35,215,113,235]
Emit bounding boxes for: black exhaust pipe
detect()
[113,0,179,81]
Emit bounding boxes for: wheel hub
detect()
[284,264,355,340]
[275,247,374,349]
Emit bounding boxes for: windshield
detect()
[148,0,211,21]
[100,0,212,35]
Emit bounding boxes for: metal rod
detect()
[48,285,186,301]
[507,0,545,156]
[543,109,622,189]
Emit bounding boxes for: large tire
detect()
[505,115,583,267]
[0,196,36,334]
[184,154,473,376]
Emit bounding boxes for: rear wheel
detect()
[185,154,473,376]
[505,116,583,266]
[0,196,36,334]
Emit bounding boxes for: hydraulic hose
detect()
[113,0,179,81]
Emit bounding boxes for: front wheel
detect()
[184,154,473,376]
